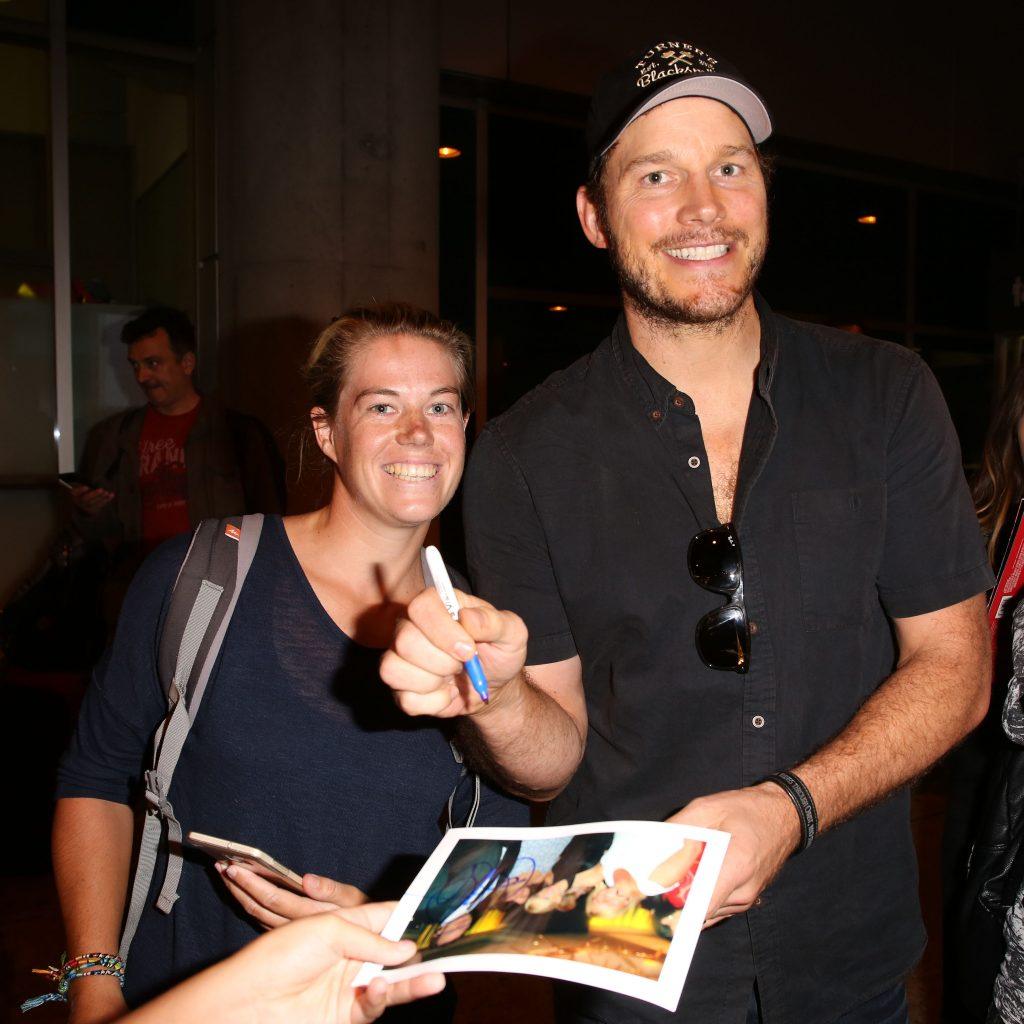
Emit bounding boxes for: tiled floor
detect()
[1,784,949,1024]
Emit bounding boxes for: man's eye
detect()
[644,171,667,185]
[719,163,741,177]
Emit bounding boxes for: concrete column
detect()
[214,0,439,508]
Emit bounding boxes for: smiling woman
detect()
[302,306,474,533]
[52,301,527,1024]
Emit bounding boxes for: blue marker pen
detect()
[422,545,490,703]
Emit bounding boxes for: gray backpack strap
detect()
[119,513,264,961]
[445,740,482,831]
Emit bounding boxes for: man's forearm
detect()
[793,608,990,833]
[458,670,584,801]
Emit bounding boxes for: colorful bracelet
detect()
[765,769,819,852]
[20,952,125,1012]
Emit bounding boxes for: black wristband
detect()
[765,770,818,852]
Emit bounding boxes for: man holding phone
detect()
[70,307,284,619]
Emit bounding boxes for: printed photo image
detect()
[352,821,729,1011]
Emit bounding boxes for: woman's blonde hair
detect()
[303,302,474,421]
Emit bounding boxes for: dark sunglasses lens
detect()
[696,603,749,673]
[688,529,742,593]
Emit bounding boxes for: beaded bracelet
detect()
[20,952,125,1012]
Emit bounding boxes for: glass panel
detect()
[760,167,908,324]
[0,40,56,478]
[917,334,993,468]
[916,192,1012,332]
[487,299,618,419]
[67,50,194,444]
[0,0,47,25]
[67,1,196,48]
[0,40,59,602]
[488,113,616,297]
[439,105,476,335]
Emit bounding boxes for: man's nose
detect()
[677,176,724,225]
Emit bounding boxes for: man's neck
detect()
[624,295,761,395]
[150,389,201,417]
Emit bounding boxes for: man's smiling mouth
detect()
[664,243,730,261]
[383,463,438,480]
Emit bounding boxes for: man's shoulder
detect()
[777,313,922,377]
[87,404,146,437]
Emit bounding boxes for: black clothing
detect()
[56,515,527,1008]
[464,296,992,1023]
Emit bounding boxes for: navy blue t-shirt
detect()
[57,514,527,1006]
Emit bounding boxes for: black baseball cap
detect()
[586,38,773,171]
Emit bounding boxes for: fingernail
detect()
[214,860,226,874]
[454,641,475,659]
[225,864,237,879]
[305,873,321,890]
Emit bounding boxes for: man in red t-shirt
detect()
[72,307,285,596]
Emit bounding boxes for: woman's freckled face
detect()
[326,333,468,530]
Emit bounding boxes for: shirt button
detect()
[752,715,766,728]
[687,455,701,469]
[672,395,685,408]
[650,409,663,422]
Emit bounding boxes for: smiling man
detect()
[381,38,994,1024]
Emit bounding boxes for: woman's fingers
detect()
[218,864,336,927]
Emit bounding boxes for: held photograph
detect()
[352,821,730,1011]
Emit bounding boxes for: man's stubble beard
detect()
[603,215,768,333]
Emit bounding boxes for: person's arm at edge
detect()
[52,796,134,1024]
[120,904,444,1024]
[677,593,990,923]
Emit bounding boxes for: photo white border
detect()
[352,820,729,1012]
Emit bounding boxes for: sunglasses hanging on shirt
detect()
[688,522,751,673]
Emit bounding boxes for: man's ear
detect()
[576,185,609,250]
[181,351,197,377]
[311,407,337,464]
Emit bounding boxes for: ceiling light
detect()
[857,215,878,225]
[438,146,461,159]
[548,305,568,313]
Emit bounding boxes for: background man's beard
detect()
[607,231,766,330]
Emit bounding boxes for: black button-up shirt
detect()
[463,296,992,1023]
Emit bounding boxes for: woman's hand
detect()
[123,903,444,1024]
[219,863,367,929]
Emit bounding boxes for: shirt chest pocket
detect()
[791,484,885,631]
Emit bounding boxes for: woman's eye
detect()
[720,163,740,177]
[429,402,453,415]
[369,403,393,415]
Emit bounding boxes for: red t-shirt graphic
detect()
[138,402,201,553]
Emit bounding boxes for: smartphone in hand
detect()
[187,831,305,892]
[58,472,93,489]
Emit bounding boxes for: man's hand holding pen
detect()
[380,588,528,719]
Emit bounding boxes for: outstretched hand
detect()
[219,863,367,929]
[379,587,528,718]
[667,782,801,927]
[122,903,444,1024]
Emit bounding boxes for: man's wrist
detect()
[760,770,819,852]
[754,780,805,856]
[467,667,526,720]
